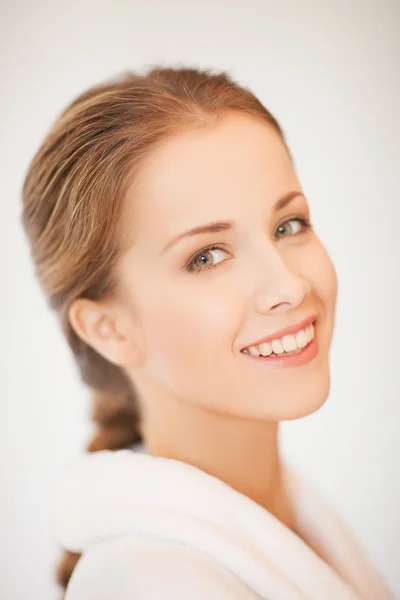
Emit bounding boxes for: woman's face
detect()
[117,111,337,421]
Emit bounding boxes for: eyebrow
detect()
[160,190,305,254]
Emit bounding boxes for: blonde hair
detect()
[20,65,286,592]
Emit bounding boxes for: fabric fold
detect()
[53,448,394,600]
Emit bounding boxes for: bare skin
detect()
[69,111,338,541]
[131,372,295,531]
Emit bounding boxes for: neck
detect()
[137,385,295,532]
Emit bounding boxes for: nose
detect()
[252,247,311,315]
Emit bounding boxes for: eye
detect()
[275,217,311,239]
[186,245,229,273]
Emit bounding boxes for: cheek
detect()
[314,243,338,313]
[139,280,238,388]
[297,239,338,355]
[296,238,338,311]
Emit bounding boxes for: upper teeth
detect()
[243,324,315,357]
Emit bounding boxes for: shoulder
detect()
[65,536,257,600]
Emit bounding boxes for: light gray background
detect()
[1,1,399,598]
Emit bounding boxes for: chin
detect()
[279,392,329,421]
[276,370,331,421]
[238,361,332,423]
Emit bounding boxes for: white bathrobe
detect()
[54,444,395,599]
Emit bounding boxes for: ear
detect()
[67,298,141,367]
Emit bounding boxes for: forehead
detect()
[125,112,299,246]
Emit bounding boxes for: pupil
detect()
[197,252,209,267]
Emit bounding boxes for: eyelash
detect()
[186,217,312,274]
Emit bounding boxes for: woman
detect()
[21,66,394,599]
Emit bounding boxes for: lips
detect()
[241,315,317,353]
[242,331,319,367]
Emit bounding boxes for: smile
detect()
[240,315,319,367]
[242,323,315,357]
